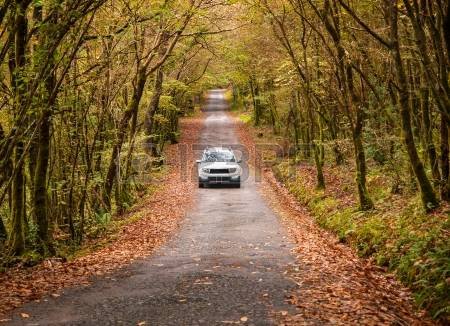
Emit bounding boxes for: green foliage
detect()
[355,216,388,256]
[238,113,252,124]
[95,211,111,227]
[274,161,450,319]
[26,221,39,249]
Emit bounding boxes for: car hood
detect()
[199,162,240,169]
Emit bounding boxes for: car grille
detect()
[210,169,229,174]
[208,176,231,182]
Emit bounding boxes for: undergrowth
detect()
[0,169,166,270]
[274,161,450,320]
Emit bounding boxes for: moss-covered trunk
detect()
[352,123,373,211]
[33,5,57,254]
[0,214,6,240]
[420,85,440,184]
[249,77,261,126]
[144,68,164,156]
[313,113,325,190]
[389,3,439,210]
[441,114,450,201]
[104,68,147,209]
[7,0,29,255]
[9,145,25,255]
[34,107,53,253]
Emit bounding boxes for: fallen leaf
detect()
[240,316,248,322]
[0,117,204,317]
[20,313,30,318]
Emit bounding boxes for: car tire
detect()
[235,183,241,188]
[199,182,204,188]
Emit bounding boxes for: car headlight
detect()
[201,168,210,173]
[228,168,237,173]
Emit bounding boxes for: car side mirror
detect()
[237,159,242,163]
[196,160,202,164]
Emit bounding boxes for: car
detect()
[196,147,242,188]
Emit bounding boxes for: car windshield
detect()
[204,150,235,162]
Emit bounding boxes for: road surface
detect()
[8,90,296,325]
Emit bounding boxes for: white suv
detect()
[196,147,242,188]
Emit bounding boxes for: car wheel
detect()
[199,182,204,188]
[235,183,241,188]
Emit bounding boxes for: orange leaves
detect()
[263,163,433,325]
[235,114,431,325]
[0,115,204,318]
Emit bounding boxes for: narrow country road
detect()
[8,90,296,325]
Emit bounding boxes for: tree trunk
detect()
[0,123,10,190]
[104,68,147,209]
[389,2,439,210]
[441,113,450,201]
[420,84,441,184]
[0,214,6,241]
[34,107,53,253]
[289,92,300,154]
[33,6,57,254]
[317,0,373,209]
[353,110,374,210]
[444,3,450,63]
[269,92,278,135]
[330,115,344,165]
[9,144,25,255]
[249,77,261,126]
[314,116,325,190]
[8,0,29,255]
[144,68,164,156]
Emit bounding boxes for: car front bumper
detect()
[199,174,241,184]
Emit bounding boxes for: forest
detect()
[0,0,449,322]
[0,0,223,257]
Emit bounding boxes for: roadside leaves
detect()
[0,117,204,318]
[235,117,433,325]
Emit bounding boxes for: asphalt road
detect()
[8,90,296,326]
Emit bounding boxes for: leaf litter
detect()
[0,116,204,318]
[235,116,435,325]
